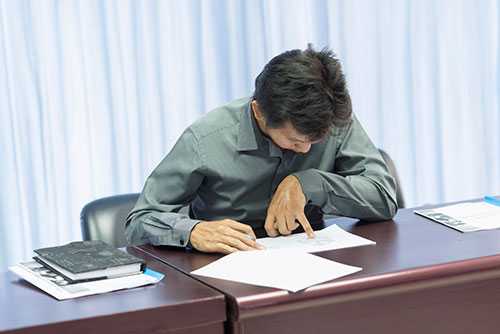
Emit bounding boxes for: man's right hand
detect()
[189,219,265,254]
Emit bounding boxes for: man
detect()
[125,46,398,254]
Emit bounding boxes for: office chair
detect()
[378,149,405,208]
[80,193,139,248]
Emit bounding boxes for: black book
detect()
[33,240,145,282]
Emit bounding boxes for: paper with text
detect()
[10,261,164,300]
[256,224,376,253]
[415,202,500,232]
[191,249,361,292]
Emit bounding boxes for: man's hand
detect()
[265,175,315,238]
[189,219,265,254]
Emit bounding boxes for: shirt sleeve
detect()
[125,128,204,247]
[292,116,398,221]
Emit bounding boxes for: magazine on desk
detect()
[9,260,164,300]
[414,200,500,233]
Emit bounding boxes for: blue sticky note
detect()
[144,268,165,281]
[484,196,500,207]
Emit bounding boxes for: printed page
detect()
[9,261,163,300]
[191,249,361,292]
[421,202,500,231]
[257,224,375,253]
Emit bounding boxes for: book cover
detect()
[34,240,145,274]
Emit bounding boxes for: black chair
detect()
[378,149,405,208]
[80,193,139,248]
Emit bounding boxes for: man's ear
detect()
[251,100,265,123]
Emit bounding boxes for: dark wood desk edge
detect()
[234,253,500,315]
[135,245,500,321]
[130,246,230,302]
[127,246,227,316]
[236,266,500,320]
[1,249,227,334]
[1,298,224,334]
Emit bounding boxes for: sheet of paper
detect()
[415,202,500,232]
[9,261,164,300]
[256,224,375,253]
[191,249,361,292]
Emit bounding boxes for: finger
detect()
[220,235,254,251]
[223,220,257,239]
[276,215,291,235]
[214,242,238,254]
[223,227,262,250]
[264,214,279,237]
[286,215,299,231]
[297,213,315,238]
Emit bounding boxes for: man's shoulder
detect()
[188,97,251,140]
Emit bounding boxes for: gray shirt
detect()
[125,97,398,247]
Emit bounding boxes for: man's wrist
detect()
[292,169,326,206]
[186,221,202,250]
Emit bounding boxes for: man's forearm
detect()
[293,169,398,221]
[125,211,200,247]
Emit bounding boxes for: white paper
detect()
[257,224,375,253]
[415,202,500,232]
[191,250,361,292]
[9,261,164,300]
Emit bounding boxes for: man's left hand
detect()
[264,175,315,238]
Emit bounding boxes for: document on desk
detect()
[9,260,164,300]
[415,201,500,232]
[191,250,361,292]
[256,224,376,253]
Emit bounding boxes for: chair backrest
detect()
[378,149,405,208]
[80,193,139,248]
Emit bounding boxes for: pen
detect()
[484,196,500,207]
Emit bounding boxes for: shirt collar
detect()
[237,101,261,151]
[237,100,283,158]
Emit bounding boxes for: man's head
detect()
[252,46,352,153]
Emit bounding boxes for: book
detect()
[33,240,145,282]
[9,260,164,300]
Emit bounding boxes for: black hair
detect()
[253,45,352,141]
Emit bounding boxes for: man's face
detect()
[265,121,320,154]
[251,100,322,154]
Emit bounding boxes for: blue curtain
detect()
[1,0,499,269]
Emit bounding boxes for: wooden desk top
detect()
[136,203,500,321]
[0,248,225,334]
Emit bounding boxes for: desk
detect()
[0,248,225,334]
[137,205,500,334]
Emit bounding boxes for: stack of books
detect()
[9,240,164,300]
[33,240,145,282]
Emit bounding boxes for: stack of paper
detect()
[191,225,375,292]
[191,249,361,292]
